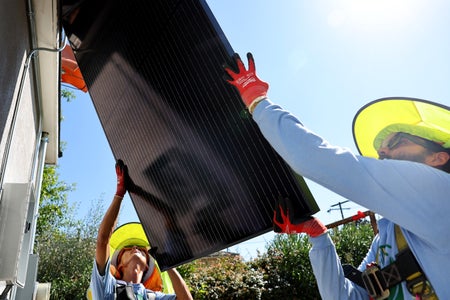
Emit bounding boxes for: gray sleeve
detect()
[252,99,450,246]
[309,234,368,299]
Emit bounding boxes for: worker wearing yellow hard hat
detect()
[223,52,449,299]
[87,222,173,299]
[109,222,172,293]
[353,97,450,159]
[88,160,192,300]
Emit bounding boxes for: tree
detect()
[178,253,265,299]
[36,165,75,237]
[60,89,76,103]
[331,220,375,267]
[35,165,105,299]
[252,234,320,300]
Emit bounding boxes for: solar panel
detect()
[62,0,319,270]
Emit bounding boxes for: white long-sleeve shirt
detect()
[253,98,450,299]
[309,219,411,299]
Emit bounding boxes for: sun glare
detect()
[328,0,424,30]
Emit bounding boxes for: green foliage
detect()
[36,165,105,300]
[252,234,320,300]
[37,166,76,236]
[36,228,96,299]
[61,89,76,102]
[180,236,317,300]
[331,221,375,266]
[178,254,265,299]
[59,88,76,143]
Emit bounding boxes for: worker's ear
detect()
[427,151,450,167]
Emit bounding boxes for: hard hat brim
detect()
[352,97,450,158]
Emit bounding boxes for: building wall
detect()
[0,0,60,297]
[0,0,37,184]
[0,0,41,292]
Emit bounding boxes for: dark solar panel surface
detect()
[62,0,319,270]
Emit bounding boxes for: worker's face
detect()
[118,245,148,267]
[377,132,441,165]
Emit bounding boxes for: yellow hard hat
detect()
[110,222,163,291]
[353,97,450,158]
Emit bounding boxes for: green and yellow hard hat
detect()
[110,222,150,257]
[110,222,164,291]
[352,97,450,158]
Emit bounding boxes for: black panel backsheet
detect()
[62,0,319,270]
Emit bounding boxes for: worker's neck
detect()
[121,263,145,284]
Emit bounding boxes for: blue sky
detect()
[59,0,450,260]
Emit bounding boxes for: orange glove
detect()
[273,197,327,237]
[115,159,128,197]
[224,53,269,113]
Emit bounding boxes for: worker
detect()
[89,159,193,300]
[223,52,450,299]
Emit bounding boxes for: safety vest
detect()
[390,225,437,300]
[344,225,438,299]
[116,282,157,300]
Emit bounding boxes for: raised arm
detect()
[95,160,128,275]
[166,268,193,300]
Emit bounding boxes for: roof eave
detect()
[32,0,61,165]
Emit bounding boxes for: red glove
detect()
[273,203,327,237]
[224,53,269,113]
[115,159,128,197]
[351,210,366,221]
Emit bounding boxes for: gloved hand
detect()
[115,159,128,197]
[224,53,269,113]
[273,198,327,237]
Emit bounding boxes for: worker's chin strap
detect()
[344,225,438,300]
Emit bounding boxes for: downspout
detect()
[28,132,49,253]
